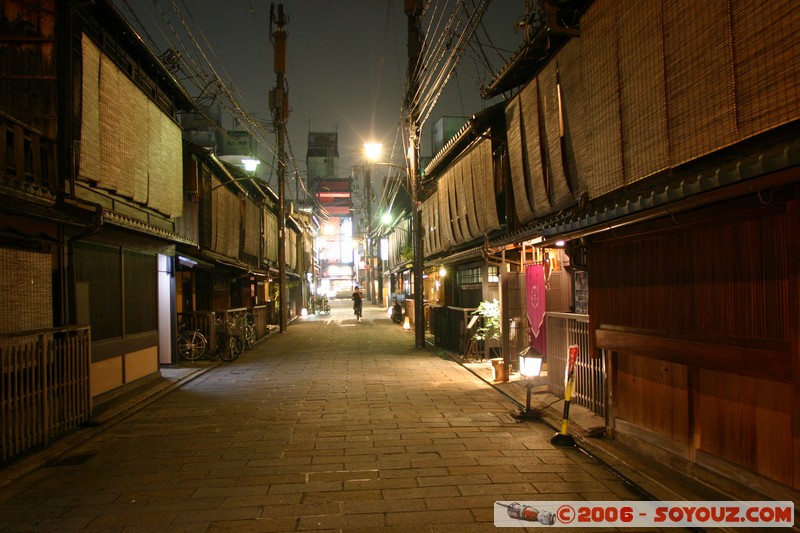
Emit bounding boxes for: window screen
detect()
[74,243,157,340]
[124,250,156,334]
[74,243,121,340]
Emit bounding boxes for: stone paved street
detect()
[0,300,675,532]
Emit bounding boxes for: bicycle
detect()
[313,295,330,315]
[244,312,257,348]
[177,322,207,361]
[216,315,244,362]
[353,299,362,320]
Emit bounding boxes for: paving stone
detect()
[0,302,706,531]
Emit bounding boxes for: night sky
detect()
[114,0,524,194]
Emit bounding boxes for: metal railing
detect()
[178,307,270,356]
[177,311,217,349]
[1,326,91,462]
[545,312,606,417]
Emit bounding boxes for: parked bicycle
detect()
[243,311,257,348]
[216,315,244,362]
[313,295,330,314]
[177,321,208,361]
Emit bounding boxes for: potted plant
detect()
[472,299,507,381]
[472,299,501,344]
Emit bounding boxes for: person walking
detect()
[352,285,363,320]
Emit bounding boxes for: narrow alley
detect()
[0,300,679,532]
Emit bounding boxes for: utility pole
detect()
[376,233,383,306]
[364,165,373,303]
[270,3,288,333]
[405,0,425,349]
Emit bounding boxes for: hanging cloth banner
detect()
[525,264,546,355]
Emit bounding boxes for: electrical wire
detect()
[124,0,295,190]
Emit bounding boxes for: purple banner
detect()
[526,264,546,355]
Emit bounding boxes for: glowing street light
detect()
[364,142,383,162]
[242,158,260,172]
[514,347,544,420]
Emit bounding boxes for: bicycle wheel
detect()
[231,335,245,356]
[244,324,256,348]
[177,330,207,361]
[216,334,233,361]
[218,334,243,362]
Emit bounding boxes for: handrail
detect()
[545,311,588,321]
[0,324,89,339]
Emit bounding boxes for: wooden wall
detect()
[592,190,799,489]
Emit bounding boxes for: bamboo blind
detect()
[446,168,464,245]
[459,157,477,238]
[558,39,591,198]
[732,1,800,138]
[0,248,52,333]
[502,0,800,220]
[99,55,122,192]
[79,34,183,219]
[617,0,669,183]
[211,184,241,259]
[520,84,544,217]
[430,192,441,254]
[426,135,500,250]
[432,168,461,249]
[453,162,470,241]
[264,210,278,263]
[422,195,440,256]
[540,61,565,212]
[477,138,500,232]
[505,96,535,224]
[132,92,150,203]
[287,230,297,270]
[663,0,738,167]
[581,4,623,198]
[243,200,260,257]
[147,105,183,216]
[79,35,101,184]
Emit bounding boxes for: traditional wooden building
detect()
[427,0,800,496]
[0,0,196,458]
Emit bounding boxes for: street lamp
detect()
[242,158,260,172]
[514,347,544,420]
[364,142,382,161]
[364,144,423,348]
[364,142,386,306]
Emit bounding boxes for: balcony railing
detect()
[1,326,91,462]
[545,312,606,417]
[0,111,58,197]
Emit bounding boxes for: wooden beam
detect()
[595,327,790,383]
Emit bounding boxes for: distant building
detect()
[306,131,339,180]
[306,132,353,295]
[431,116,468,156]
[181,105,222,151]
